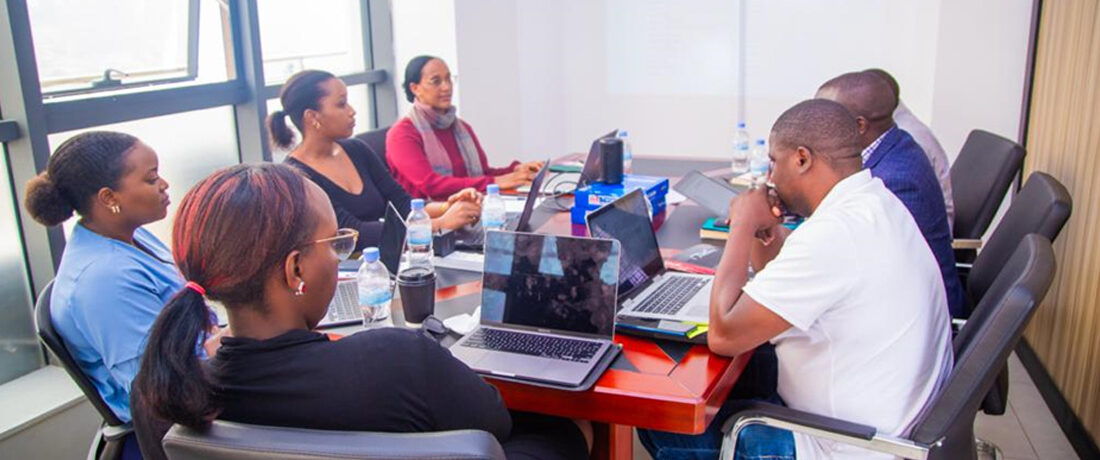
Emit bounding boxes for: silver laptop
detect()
[586,188,713,324]
[317,203,406,328]
[672,170,745,221]
[451,231,619,387]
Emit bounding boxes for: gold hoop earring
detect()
[110,205,120,214]
[294,280,305,296]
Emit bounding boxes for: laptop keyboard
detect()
[322,279,361,324]
[633,275,709,316]
[462,328,601,363]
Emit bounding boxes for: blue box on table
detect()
[571,174,669,225]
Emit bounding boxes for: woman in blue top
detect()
[24,131,192,427]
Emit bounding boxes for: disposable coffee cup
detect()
[397,267,436,326]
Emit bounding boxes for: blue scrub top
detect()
[51,223,185,422]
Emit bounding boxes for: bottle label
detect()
[408,226,431,245]
[360,289,392,305]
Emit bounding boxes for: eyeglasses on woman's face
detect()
[305,228,358,260]
[422,73,457,89]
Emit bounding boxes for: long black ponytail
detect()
[267,70,337,149]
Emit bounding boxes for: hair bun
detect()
[24,172,74,226]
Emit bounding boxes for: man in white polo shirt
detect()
[639,99,953,460]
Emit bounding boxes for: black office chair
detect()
[950,130,1026,261]
[964,171,1071,309]
[33,281,134,460]
[719,234,1055,460]
[354,126,391,168]
[161,421,506,460]
[956,171,1070,428]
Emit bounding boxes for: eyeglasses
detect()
[423,74,457,88]
[306,228,358,260]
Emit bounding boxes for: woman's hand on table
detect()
[436,200,482,231]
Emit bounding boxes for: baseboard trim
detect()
[1016,339,1100,460]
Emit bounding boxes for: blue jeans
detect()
[637,403,795,460]
[638,344,795,459]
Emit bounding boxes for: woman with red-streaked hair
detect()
[131,163,590,460]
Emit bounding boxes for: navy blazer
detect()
[866,127,965,317]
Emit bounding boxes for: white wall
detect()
[392,0,1034,167]
[390,0,460,116]
[931,0,1033,161]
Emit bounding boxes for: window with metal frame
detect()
[257,0,368,85]
[28,0,232,98]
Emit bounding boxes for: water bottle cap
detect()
[362,247,380,262]
[410,199,425,210]
[756,139,766,146]
[737,121,747,129]
[486,184,500,195]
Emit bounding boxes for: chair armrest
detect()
[101,422,133,442]
[719,402,928,460]
[952,239,983,250]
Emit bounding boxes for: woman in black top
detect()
[270,70,481,252]
[132,163,588,459]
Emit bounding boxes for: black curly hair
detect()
[24,131,139,226]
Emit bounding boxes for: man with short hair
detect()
[864,68,955,229]
[817,72,965,317]
[638,100,953,460]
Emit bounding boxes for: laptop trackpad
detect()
[478,352,549,378]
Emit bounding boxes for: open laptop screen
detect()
[513,157,550,232]
[481,231,619,339]
[586,188,664,298]
[379,202,406,276]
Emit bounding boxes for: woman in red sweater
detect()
[387,55,543,200]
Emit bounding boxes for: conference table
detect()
[331,156,751,460]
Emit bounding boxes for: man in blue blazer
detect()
[817,71,965,317]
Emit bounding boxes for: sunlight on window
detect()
[258,0,366,84]
[28,0,231,96]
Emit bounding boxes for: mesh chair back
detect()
[33,281,126,426]
[967,172,1071,304]
[950,130,1026,240]
[162,421,506,460]
[909,234,1055,458]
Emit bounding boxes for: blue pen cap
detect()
[410,199,425,211]
[362,247,380,262]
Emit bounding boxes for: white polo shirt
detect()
[743,170,953,460]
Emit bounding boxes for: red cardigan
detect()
[385,117,519,200]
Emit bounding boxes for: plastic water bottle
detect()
[749,138,769,184]
[356,247,392,327]
[617,130,633,174]
[406,199,433,267]
[731,122,751,176]
[481,185,507,235]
